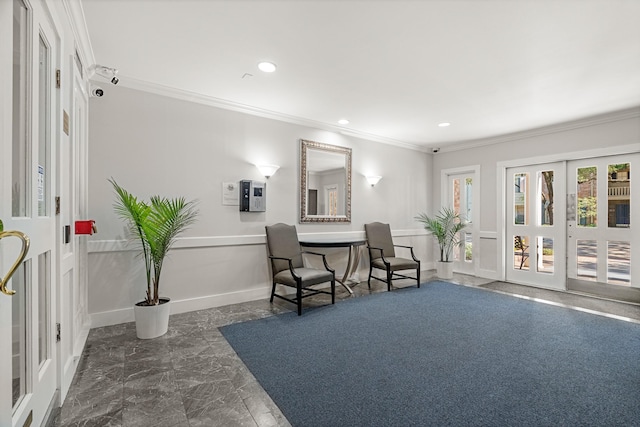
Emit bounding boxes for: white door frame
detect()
[440,165,480,276]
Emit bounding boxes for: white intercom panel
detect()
[240,180,266,212]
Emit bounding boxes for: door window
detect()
[12,0,30,217]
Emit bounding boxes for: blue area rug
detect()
[220,282,640,426]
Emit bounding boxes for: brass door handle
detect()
[0,230,30,296]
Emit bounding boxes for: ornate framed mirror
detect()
[300,139,352,223]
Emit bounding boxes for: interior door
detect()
[505,162,566,290]
[567,154,639,303]
[0,1,59,426]
[57,55,90,398]
[447,172,478,275]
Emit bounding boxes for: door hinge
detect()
[56,69,61,88]
[55,196,61,215]
[56,323,61,342]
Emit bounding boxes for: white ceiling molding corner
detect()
[116,75,427,152]
[439,107,640,154]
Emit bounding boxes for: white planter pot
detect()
[436,261,454,280]
[133,298,171,339]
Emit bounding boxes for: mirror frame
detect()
[300,139,352,223]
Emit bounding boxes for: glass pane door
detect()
[567,154,639,302]
[1,2,59,426]
[505,162,566,290]
[448,171,478,275]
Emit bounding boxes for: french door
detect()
[567,154,639,302]
[1,1,59,425]
[505,162,566,290]
[447,171,478,275]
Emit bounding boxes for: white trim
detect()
[90,285,272,328]
[61,0,95,69]
[72,320,90,358]
[496,143,640,169]
[440,107,640,153]
[479,231,497,239]
[88,234,267,253]
[107,76,427,152]
[388,228,428,237]
[439,165,481,276]
[477,268,500,281]
[58,318,89,399]
[87,229,428,253]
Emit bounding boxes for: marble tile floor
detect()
[51,272,638,426]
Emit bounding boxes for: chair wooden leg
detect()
[331,279,335,304]
[270,281,276,302]
[386,269,392,291]
[417,268,421,288]
[367,265,373,289]
[296,283,302,316]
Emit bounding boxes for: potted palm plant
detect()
[110,178,199,339]
[415,207,467,279]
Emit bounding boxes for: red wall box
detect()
[75,220,96,235]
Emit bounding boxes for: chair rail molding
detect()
[88,229,428,253]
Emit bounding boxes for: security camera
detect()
[90,85,104,97]
[95,65,119,85]
[432,148,440,153]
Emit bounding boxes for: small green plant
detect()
[110,178,199,306]
[415,207,467,262]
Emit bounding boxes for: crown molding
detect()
[439,107,640,154]
[62,0,95,73]
[115,76,427,153]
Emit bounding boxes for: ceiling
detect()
[81,0,640,151]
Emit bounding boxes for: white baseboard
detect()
[73,320,91,357]
[61,353,78,401]
[170,286,272,314]
[90,286,272,328]
[477,268,500,281]
[90,307,135,329]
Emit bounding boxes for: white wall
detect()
[431,109,640,280]
[87,85,431,326]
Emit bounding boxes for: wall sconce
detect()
[366,175,382,187]
[256,164,280,179]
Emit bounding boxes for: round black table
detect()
[299,239,366,294]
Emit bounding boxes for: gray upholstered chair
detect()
[265,223,336,315]
[365,222,420,291]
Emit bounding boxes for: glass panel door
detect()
[447,171,478,275]
[567,155,639,302]
[505,162,566,290]
[1,1,59,425]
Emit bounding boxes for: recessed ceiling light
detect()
[258,61,277,73]
[438,122,451,127]
[338,119,350,125]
